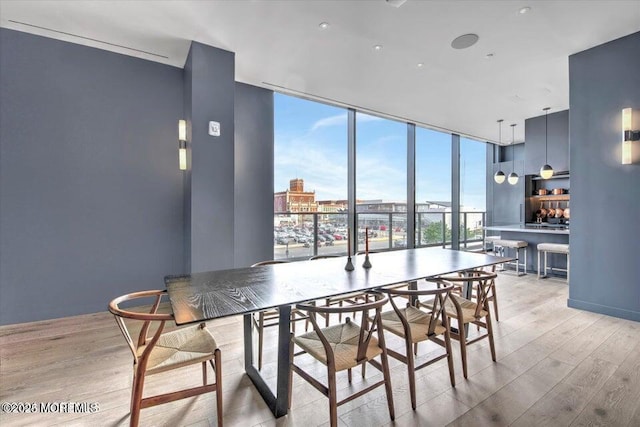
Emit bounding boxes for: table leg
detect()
[408,280,418,305]
[243,306,292,418]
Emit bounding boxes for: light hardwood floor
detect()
[1,272,639,427]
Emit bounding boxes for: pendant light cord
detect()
[512,124,516,172]
[544,107,550,163]
[498,119,503,155]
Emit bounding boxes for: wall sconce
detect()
[178,119,187,170]
[622,108,639,165]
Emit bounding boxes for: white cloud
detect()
[274,140,348,200]
[309,112,383,133]
[310,113,347,132]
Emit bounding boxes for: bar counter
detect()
[484,223,570,235]
[484,224,569,274]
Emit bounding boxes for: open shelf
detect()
[531,173,570,181]
[529,194,570,201]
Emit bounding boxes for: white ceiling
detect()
[1,0,639,144]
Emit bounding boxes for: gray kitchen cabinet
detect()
[491,160,525,225]
[524,110,569,175]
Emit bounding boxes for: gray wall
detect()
[568,31,640,321]
[234,83,275,267]
[183,42,236,273]
[0,29,185,324]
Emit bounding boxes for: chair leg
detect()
[537,250,541,279]
[291,312,296,334]
[258,312,265,370]
[379,352,395,420]
[202,361,207,385]
[486,314,497,362]
[443,328,456,387]
[544,251,548,278]
[325,298,331,327]
[327,368,338,427]
[406,339,417,410]
[214,349,223,427]
[348,368,352,383]
[492,285,499,322]
[288,333,294,409]
[458,320,469,379]
[516,247,520,275]
[130,366,145,427]
[130,370,137,413]
[361,360,367,378]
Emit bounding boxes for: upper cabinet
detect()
[524,110,569,175]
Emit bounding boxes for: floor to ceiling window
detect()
[459,136,487,248]
[274,92,489,257]
[415,127,453,247]
[355,112,407,252]
[273,93,348,259]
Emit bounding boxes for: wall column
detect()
[183,42,235,273]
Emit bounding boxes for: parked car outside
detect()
[394,239,407,248]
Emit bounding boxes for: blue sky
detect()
[274,93,486,210]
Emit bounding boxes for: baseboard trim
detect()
[567,298,640,322]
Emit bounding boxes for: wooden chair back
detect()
[109,290,222,426]
[108,290,174,365]
[379,282,454,338]
[296,292,388,366]
[429,270,497,317]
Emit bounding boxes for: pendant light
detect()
[507,123,519,185]
[494,119,506,184]
[540,107,554,179]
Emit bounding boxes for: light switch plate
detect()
[208,121,220,137]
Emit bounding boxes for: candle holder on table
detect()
[362,227,372,269]
[345,227,354,271]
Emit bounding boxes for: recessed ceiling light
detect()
[451,34,479,50]
[519,6,531,14]
[319,22,329,29]
[373,45,383,51]
[417,63,424,68]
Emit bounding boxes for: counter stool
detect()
[485,236,502,255]
[492,239,528,275]
[537,243,570,282]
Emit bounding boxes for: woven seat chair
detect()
[449,260,500,322]
[289,291,395,427]
[424,270,498,378]
[109,290,222,427]
[251,260,309,369]
[377,281,456,410]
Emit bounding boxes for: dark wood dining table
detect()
[165,247,512,417]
